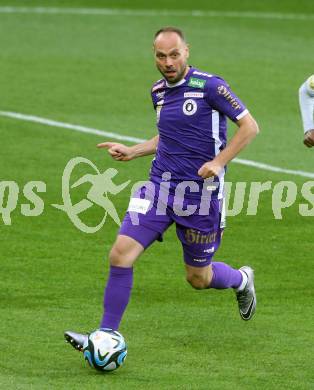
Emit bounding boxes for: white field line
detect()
[0,6,313,21]
[1,110,314,179]
[0,111,145,143]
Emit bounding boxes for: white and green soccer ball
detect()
[83,328,127,372]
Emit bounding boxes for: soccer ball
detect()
[83,328,127,372]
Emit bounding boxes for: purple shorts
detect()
[119,182,225,267]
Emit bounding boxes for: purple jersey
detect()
[150,66,248,199]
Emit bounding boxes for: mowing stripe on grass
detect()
[1,110,314,179]
[0,7,313,21]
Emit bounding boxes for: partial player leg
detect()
[99,234,144,330]
[185,264,213,289]
[65,194,172,351]
[209,262,256,320]
[176,223,256,320]
[100,183,172,331]
[174,194,256,320]
[184,261,256,320]
[65,234,143,351]
[184,262,243,290]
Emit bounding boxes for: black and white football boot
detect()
[235,266,256,321]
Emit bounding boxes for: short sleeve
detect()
[205,77,248,122]
[151,90,157,110]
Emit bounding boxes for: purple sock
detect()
[100,265,133,330]
[210,262,242,289]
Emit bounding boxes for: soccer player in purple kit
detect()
[65,27,259,352]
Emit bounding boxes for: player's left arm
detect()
[198,113,259,178]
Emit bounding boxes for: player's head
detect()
[153,27,190,84]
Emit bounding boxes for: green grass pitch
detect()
[0,0,313,389]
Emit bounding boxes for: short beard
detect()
[160,64,188,84]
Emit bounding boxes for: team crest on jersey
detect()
[183,99,197,116]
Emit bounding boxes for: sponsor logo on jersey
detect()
[185,229,217,244]
[183,99,197,115]
[152,81,164,92]
[184,92,204,98]
[188,77,206,89]
[217,85,241,109]
[193,71,213,78]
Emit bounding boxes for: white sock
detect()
[236,270,248,292]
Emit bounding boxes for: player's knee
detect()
[109,245,126,267]
[108,242,139,267]
[186,274,209,290]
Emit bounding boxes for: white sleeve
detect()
[299,75,314,133]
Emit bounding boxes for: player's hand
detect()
[304,130,314,148]
[198,161,223,179]
[97,142,135,161]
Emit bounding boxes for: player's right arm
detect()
[299,75,314,148]
[97,135,159,161]
[99,79,163,161]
